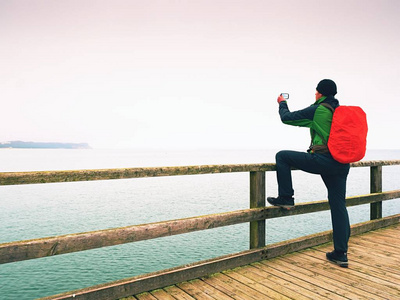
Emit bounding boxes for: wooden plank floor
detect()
[127,223,400,300]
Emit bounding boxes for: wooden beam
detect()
[250,171,266,249]
[370,166,383,220]
[0,208,267,264]
[1,160,400,186]
[0,164,276,186]
[2,190,399,265]
[351,160,400,167]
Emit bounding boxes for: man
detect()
[267,79,350,267]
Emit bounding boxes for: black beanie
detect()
[316,79,337,96]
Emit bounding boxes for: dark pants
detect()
[275,150,351,253]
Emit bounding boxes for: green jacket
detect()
[278,95,339,149]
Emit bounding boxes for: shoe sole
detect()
[327,257,348,268]
[278,204,295,211]
[267,199,295,210]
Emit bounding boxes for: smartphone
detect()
[281,93,289,100]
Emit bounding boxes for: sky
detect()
[1,0,400,150]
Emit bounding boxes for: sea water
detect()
[0,149,399,299]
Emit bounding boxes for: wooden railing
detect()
[1,160,400,300]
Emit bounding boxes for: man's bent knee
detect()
[276,150,290,162]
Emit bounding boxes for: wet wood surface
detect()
[129,223,400,300]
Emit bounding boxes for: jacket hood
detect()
[323,95,339,109]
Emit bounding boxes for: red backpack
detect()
[322,104,368,164]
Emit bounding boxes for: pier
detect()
[1,160,399,299]
[130,223,400,299]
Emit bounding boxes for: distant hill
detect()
[0,141,91,149]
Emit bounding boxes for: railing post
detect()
[250,171,266,249]
[370,166,382,220]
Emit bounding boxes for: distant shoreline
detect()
[0,141,91,149]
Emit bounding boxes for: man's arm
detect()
[278,101,316,128]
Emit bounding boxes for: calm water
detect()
[1,149,399,299]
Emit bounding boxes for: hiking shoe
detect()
[326,250,348,268]
[267,196,294,209]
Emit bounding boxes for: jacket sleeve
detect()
[278,101,316,128]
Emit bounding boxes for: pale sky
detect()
[1,0,400,150]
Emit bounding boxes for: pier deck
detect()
[130,223,400,300]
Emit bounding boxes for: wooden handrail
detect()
[1,161,400,265]
[1,190,399,264]
[0,163,275,185]
[1,160,400,186]
[2,159,400,299]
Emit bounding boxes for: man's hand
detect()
[277,95,286,104]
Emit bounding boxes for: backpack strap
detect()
[320,103,335,114]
